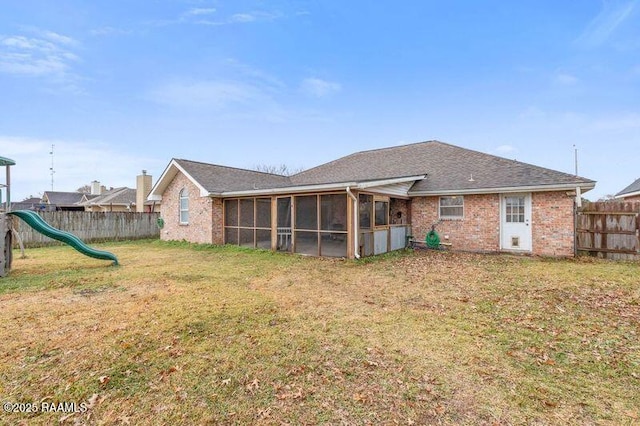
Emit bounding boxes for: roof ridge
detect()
[174,158,290,178]
[291,140,446,178]
[420,141,595,183]
[291,140,454,179]
[347,140,444,156]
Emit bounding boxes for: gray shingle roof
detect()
[175,159,292,193]
[615,177,640,197]
[290,141,594,193]
[84,187,136,206]
[42,191,86,206]
[4,198,43,211]
[170,141,595,196]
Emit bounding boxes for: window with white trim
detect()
[179,188,189,224]
[439,196,463,219]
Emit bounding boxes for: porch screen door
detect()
[276,197,292,252]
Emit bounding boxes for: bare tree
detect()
[76,184,92,193]
[254,164,303,176]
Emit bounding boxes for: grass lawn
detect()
[0,240,638,425]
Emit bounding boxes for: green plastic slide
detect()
[8,210,118,265]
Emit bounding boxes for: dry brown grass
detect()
[0,240,638,425]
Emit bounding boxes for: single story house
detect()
[4,197,44,211]
[149,141,595,258]
[41,191,90,211]
[81,171,158,213]
[81,187,138,212]
[614,178,640,201]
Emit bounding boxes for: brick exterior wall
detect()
[158,172,577,257]
[411,191,576,257]
[531,191,575,257]
[411,194,501,252]
[159,172,223,244]
[390,198,409,224]
[211,198,224,244]
[621,195,640,202]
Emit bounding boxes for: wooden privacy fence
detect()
[11,211,160,248]
[576,201,640,261]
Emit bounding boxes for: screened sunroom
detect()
[222,191,410,258]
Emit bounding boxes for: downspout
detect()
[346,187,360,259]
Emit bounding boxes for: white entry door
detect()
[501,193,532,252]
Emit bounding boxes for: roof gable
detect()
[177,159,292,193]
[83,187,136,206]
[148,158,292,200]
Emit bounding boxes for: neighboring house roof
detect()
[7,197,44,211]
[615,177,640,199]
[79,194,100,203]
[81,187,137,208]
[149,140,596,200]
[42,191,86,206]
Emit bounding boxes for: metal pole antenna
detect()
[49,144,55,191]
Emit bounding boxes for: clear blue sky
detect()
[2,0,639,201]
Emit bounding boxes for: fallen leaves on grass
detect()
[2,244,639,425]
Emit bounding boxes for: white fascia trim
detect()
[214,181,358,198]
[614,190,640,199]
[214,175,426,198]
[147,161,176,201]
[409,182,596,196]
[355,175,426,189]
[147,159,210,201]
[171,161,210,197]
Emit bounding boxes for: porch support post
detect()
[346,187,359,259]
[270,196,277,251]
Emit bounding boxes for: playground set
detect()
[0,156,118,277]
